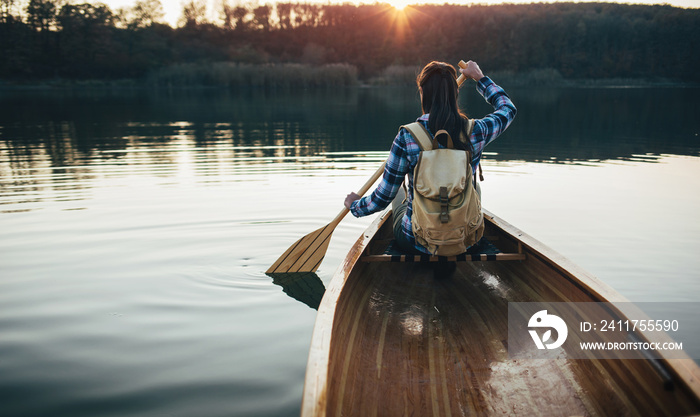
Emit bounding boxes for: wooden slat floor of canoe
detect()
[329,262,576,416]
[325,261,699,416]
[313,211,700,417]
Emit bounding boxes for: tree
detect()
[221,2,234,30]
[57,3,114,30]
[232,5,248,31]
[26,0,56,32]
[56,3,116,77]
[276,2,292,30]
[252,5,270,31]
[129,0,165,28]
[292,3,320,27]
[180,0,206,27]
[1,0,18,23]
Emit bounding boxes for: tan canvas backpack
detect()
[402,121,484,256]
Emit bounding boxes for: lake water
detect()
[1,84,699,416]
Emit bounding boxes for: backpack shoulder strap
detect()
[404,120,474,151]
[465,118,475,136]
[401,122,433,151]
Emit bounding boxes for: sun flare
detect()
[389,0,411,11]
[382,0,414,42]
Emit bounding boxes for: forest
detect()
[1,0,699,86]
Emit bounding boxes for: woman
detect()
[344,60,516,254]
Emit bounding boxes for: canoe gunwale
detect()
[300,210,391,417]
[483,209,623,304]
[483,209,700,401]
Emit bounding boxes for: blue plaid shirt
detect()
[349,76,517,254]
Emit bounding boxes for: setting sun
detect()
[390,1,411,11]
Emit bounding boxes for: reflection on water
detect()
[0,86,698,417]
[3,87,698,169]
[2,86,698,212]
[268,272,326,310]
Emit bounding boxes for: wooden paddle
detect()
[456,60,469,85]
[267,60,471,274]
[266,161,387,273]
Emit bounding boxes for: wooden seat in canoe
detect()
[360,232,527,263]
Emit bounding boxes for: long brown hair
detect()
[416,61,472,154]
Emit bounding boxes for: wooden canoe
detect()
[301,209,700,416]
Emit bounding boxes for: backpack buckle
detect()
[439,186,449,223]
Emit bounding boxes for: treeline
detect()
[1,0,699,85]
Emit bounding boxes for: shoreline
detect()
[1,63,695,91]
[1,78,695,91]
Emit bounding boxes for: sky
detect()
[76,0,700,27]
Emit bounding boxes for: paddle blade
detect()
[266,223,334,274]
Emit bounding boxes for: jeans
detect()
[391,186,421,254]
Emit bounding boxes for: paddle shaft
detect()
[329,161,387,228]
[456,60,468,87]
[265,161,386,273]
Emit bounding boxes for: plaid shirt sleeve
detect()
[349,129,411,217]
[471,77,517,160]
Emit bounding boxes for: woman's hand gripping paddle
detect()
[266,161,387,273]
[266,60,470,274]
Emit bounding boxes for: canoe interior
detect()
[305,210,700,417]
